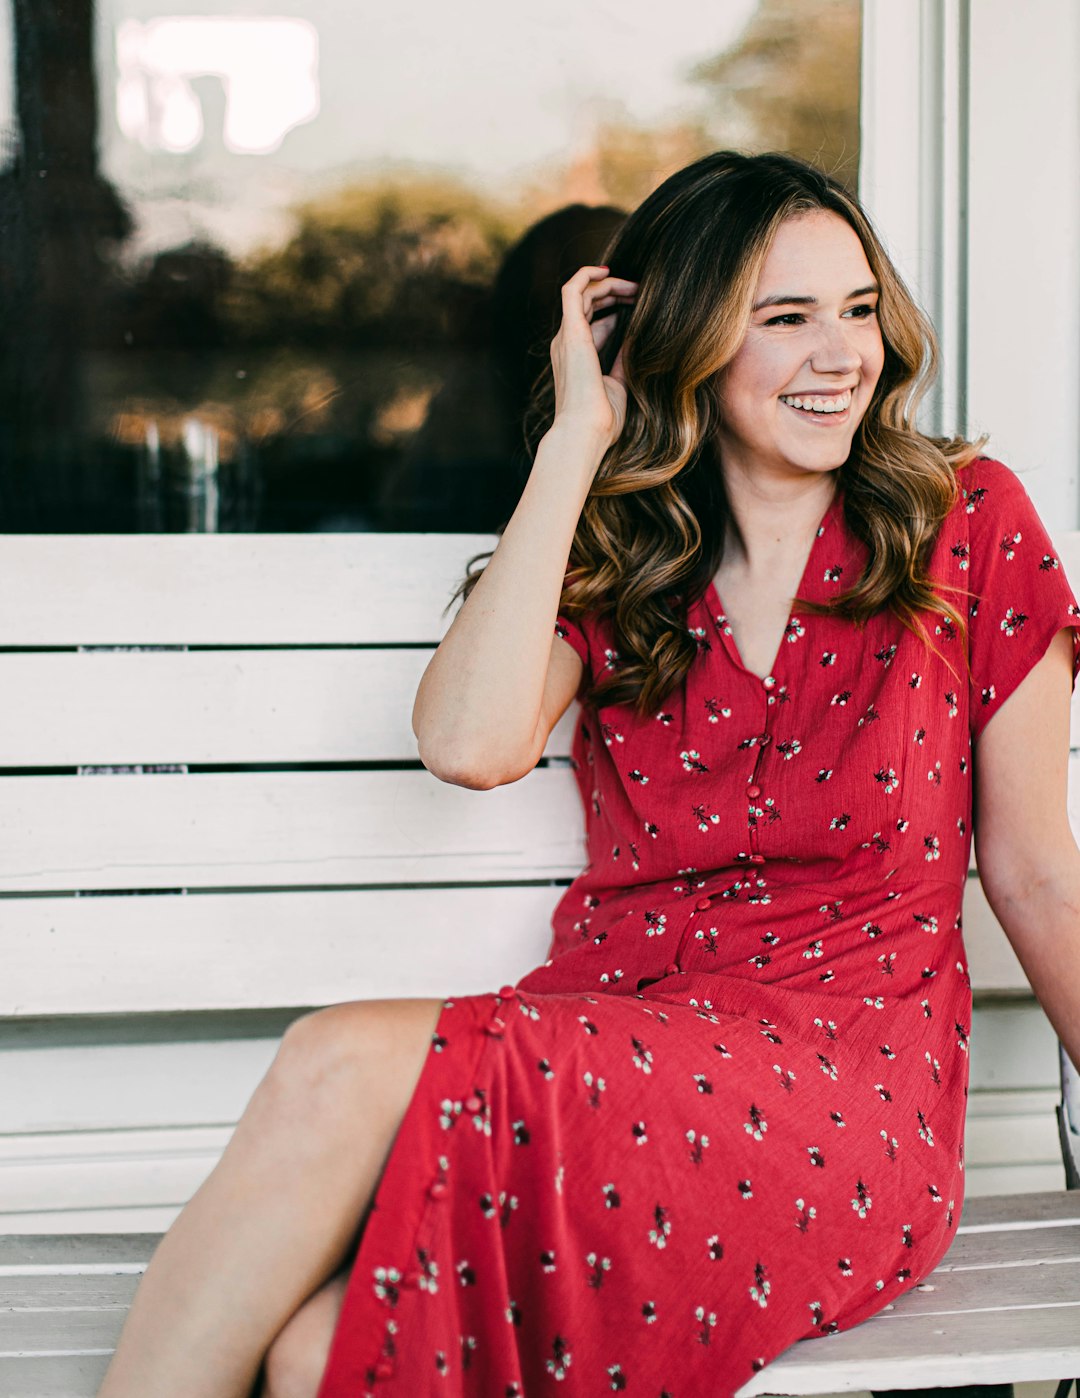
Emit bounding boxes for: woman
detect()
[98,152,1080,1398]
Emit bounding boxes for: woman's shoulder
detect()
[945,454,1043,537]
[953,453,1027,505]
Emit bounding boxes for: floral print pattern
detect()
[316,457,1080,1397]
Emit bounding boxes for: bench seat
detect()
[2,1191,1077,1397]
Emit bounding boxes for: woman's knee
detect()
[269,999,442,1107]
[267,1003,379,1109]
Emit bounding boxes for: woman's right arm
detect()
[412,266,637,790]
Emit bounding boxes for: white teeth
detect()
[780,390,852,415]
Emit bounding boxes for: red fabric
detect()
[316,456,1080,1397]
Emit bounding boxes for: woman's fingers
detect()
[560,268,639,329]
[548,266,638,451]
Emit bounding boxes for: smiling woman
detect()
[93,150,1080,1398]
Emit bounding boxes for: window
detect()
[0,0,861,532]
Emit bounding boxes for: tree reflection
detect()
[0,0,131,527]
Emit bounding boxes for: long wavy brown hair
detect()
[454,150,984,716]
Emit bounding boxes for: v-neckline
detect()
[705,485,842,684]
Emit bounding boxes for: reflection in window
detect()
[0,0,861,533]
[116,17,319,155]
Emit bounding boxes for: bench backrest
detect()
[3,530,1079,1016]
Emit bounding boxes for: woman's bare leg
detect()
[97,997,445,1398]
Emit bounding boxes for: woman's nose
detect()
[810,321,862,374]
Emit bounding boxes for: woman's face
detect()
[714,209,885,483]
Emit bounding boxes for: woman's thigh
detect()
[255,998,446,1396]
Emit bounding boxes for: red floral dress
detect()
[316,456,1080,1397]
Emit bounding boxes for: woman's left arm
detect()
[973,626,1080,1074]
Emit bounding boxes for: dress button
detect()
[763,674,776,688]
[749,853,766,864]
[428,1179,448,1200]
[695,896,712,911]
[746,783,761,798]
[758,733,772,747]
[664,962,680,975]
[402,1270,421,1288]
[498,984,517,999]
[464,1093,483,1114]
[374,1359,394,1380]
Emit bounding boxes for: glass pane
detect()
[0,0,861,533]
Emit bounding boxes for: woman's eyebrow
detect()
[752,283,880,312]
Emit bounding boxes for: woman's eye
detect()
[765,312,805,327]
[844,303,878,319]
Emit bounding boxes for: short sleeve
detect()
[964,457,1080,742]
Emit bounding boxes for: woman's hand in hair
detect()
[549,265,638,454]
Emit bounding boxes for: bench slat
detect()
[0,534,492,646]
[0,1235,158,1267]
[0,1276,141,1308]
[0,1356,111,1398]
[0,650,578,766]
[737,1302,1080,1394]
[2,886,559,1015]
[3,886,557,1016]
[0,768,586,893]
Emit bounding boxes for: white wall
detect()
[860,0,1080,524]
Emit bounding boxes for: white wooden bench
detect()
[1,532,1078,1397]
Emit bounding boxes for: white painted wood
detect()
[0,1126,227,1215]
[964,1164,1067,1199]
[0,1034,283,1134]
[862,0,1080,490]
[0,649,578,766]
[858,1,924,292]
[965,1,1080,513]
[965,1095,1062,1169]
[4,1196,1079,1395]
[0,1235,157,1264]
[968,1003,1062,1092]
[739,1306,1080,1395]
[0,768,586,893]
[0,1357,113,1398]
[2,1207,182,1236]
[958,1189,1080,1226]
[2,887,559,1016]
[0,533,498,646]
[858,0,969,438]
